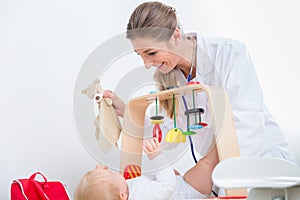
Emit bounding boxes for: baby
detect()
[74,137,219,200]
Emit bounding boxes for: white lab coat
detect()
[160,36,295,163]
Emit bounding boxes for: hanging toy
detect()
[150,96,164,143]
[165,94,186,143]
[185,108,205,131]
[183,86,207,136]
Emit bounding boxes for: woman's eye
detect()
[148,52,156,56]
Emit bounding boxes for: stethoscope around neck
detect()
[186,35,197,83]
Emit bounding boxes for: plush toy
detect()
[81,79,122,153]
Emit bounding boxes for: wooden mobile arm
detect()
[120,84,246,196]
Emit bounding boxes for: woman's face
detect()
[130,37,180,74]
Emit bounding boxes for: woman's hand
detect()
[103,90,126,117]
[142,137,162,160]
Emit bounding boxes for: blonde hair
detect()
[74,170,122,200]
[153,68,182,118]
[127,1,184,118]
[126,1,178,41]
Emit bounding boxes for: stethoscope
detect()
[183,37,199,163]
[187,37,197,83]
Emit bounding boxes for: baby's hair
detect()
[74,170,121,200]
[153,68,182,118]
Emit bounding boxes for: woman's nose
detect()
[144,62,152,69]
[141,56,152,69]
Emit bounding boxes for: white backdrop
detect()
[1,0,299,198]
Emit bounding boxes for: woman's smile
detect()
[155,62,164,69]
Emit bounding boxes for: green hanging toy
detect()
[165,94,186,143]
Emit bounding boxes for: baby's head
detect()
[74,164,128,200]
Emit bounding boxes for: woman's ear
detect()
[172,28,182,43]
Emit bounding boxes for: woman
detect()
[104,0,295,170]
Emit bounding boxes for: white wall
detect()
[1,0,299,198]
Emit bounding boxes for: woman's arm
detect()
[183,145,219,195]
[103,90,126,117]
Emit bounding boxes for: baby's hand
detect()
[142,137,162,160]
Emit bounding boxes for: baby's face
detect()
[94,164,128,191]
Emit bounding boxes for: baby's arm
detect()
[142,138,176,187]
[129,138,176,199]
